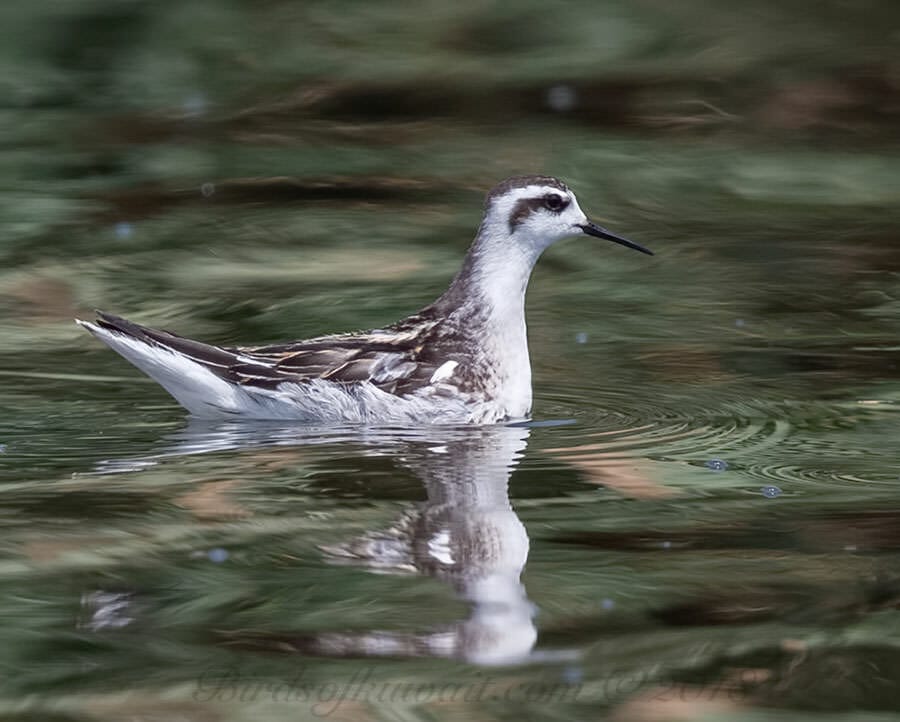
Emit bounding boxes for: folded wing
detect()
[90,311,449,397]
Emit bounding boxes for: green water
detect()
[2,1,900,720]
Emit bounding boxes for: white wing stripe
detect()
[429,360,458,383]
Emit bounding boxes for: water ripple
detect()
[540,385,893,488]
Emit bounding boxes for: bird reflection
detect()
[314,425,535,666]
[95,421,538,666]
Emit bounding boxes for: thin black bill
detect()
[580,221,653,255]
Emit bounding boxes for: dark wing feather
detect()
[94,311,453,396]
[232,315,448,388]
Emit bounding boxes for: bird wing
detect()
[230,318,451,394]
[92,311,452,397]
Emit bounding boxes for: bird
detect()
[78,175,652,424]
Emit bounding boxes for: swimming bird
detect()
[78,175,652,423]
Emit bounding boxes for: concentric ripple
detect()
[537,383,897,489]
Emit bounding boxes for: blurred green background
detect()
[1,1,900,721]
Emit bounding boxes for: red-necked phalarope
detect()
[78,175,652,423]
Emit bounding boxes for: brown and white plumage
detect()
[78,175,651,423]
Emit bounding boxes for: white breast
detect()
[481,315,532,420]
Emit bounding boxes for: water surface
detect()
[2,2,900,720]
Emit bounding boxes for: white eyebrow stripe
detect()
[429,360,458,383]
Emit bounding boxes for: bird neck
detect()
[435,225,541,328]
[430,225,537,419]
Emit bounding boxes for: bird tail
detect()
[76,311,242,417]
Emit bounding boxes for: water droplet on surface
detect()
[561,666,584,684]
[575,332,588,344]
[600,598,615,610]
[207,548,228,563]
[182,92,208,117]
[114,222,132,239]
[705,458,729,472]
[735,318,746,328]
[661,540,672,549]
[760,485,782,498]
[0,444,6,453]
[201,182,215,197]
[546,84,577,112]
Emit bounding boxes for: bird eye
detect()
[544,194,567,212]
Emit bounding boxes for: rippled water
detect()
[3,1,900,720]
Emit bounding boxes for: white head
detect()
[479,175,652,258]
[434,175,651,320]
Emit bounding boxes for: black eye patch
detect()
[544,194,569,212]
[508,193,571,230]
